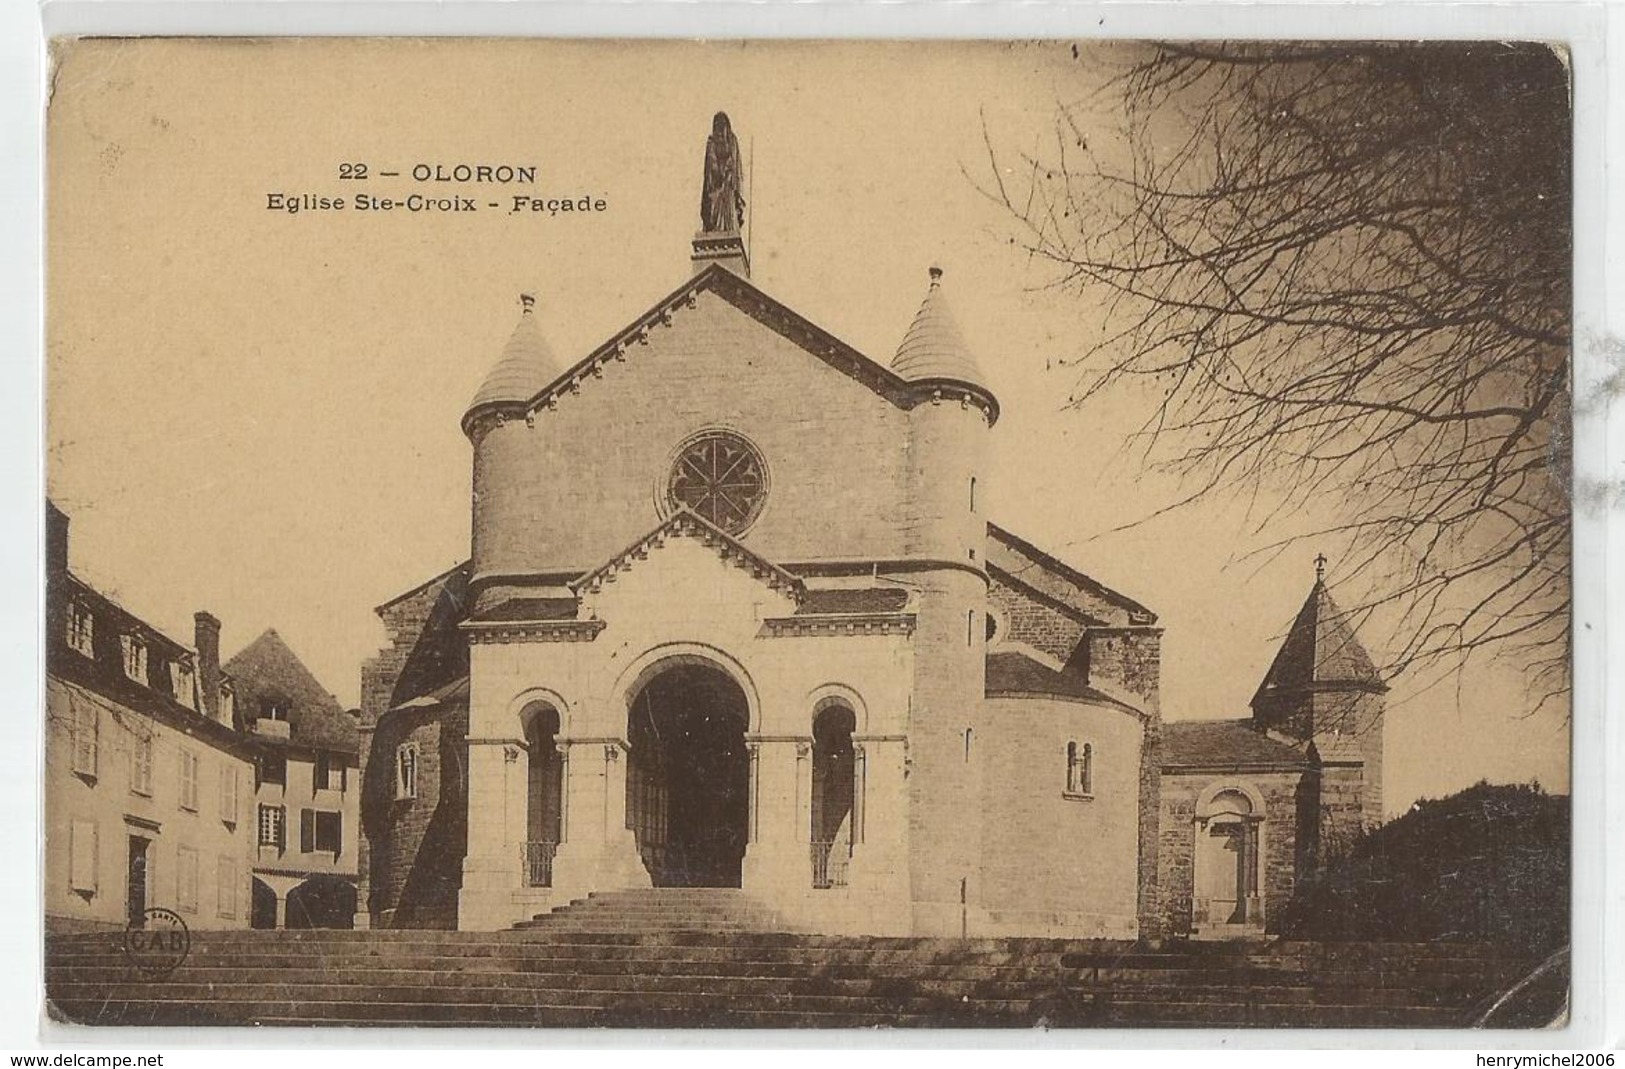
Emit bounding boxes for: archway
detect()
[521,701,564,886]
[1195,788,1262,928]
[250,877,277,930]
[285,875,358,929]
[810,703,855,888]
[626,662,750,887]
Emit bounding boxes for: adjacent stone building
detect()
[356,113,1387,939]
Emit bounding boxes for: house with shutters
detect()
[224,629,361,928]
[44,502,256,933]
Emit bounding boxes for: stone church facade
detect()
[355,114,1386,940]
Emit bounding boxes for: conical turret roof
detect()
[466,294,563,416]
[891,267,990,392]
[1252,569,1385,706]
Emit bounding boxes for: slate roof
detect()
[890,268,991,392]
[986,523,1157,627]
[47,571,253,759]
[224,629,357,755]
[984,650,1139,713]
[389,675,470,714]
[1252,580,1385,708]
[467,596,580,623]
[1160,719,1311,773]
[794,588,910,615]
[466,299,565,417]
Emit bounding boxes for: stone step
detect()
[46,971,1474,1010]
[48,999,949,1029]
[45,949,1519,992]
[48,994,1470,1029]
[45,976,1042,1004]
[1080,999,1468,1029]
[47,939,1520,981]
[48,959,1068,984]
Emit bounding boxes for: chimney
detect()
[194,611,223,723]
[46,501,69,579]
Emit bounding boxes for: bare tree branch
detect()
[982,41,1571,711]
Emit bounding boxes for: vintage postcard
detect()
[42,37,1572,1029]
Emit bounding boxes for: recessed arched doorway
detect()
[285,874,358,929]
[626,661,750,887]
[1195,787,1263,929]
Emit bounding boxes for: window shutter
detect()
[216,857,235,918]
[314,810,342,854]
[73,703,97,776]
[300,808,314,853]
[179,750,197,810]
[69,820,97,893]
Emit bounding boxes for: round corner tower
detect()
[462,293,566,587]
[889,266,1000,935]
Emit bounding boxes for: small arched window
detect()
[1066,741,1094,797]
[395,743,419,800]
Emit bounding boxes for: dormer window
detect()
[172,661,196,709]
[120,634,148,685]
[260,698,287,722]
[65,601,94,657]
[219,685,235,727]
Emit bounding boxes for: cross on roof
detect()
[1314,553,1328,582]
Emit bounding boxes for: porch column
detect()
[457,737,527,930]
[548,737,650,901]
[847,734,908,903]
[741,735,811,894]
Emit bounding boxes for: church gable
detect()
[469,271,923,577]
[575,510,802,632]
[469,266,918,432]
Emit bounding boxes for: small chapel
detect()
[355,113,1388,940]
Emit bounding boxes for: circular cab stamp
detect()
[122,907,190,977]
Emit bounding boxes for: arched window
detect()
[521,702,564,887]
[1066,741,1093,796]
[810,703,856,889]
[394,743,418,800]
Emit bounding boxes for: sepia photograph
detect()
[42,37,1573,1030]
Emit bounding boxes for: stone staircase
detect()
[513,887,787,933]
[46,892,1540,1029]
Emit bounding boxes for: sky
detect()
[45,38,1570,815]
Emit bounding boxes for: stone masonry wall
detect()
[1156,769,1304,937]
[988,571,1087,664]
[1083,628,1162,714]
[977,696,1145,937]
[362,704,468,929]
[357,566,470,926]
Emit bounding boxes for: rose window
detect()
[668,431,768,534]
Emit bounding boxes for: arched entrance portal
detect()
[1195,788,1263,929]
[626,662,750,887]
